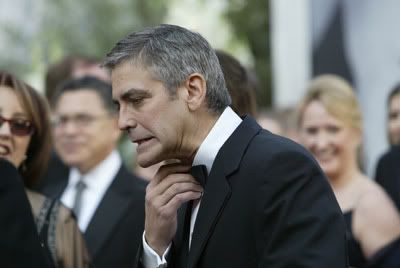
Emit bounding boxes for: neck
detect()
[328,165,361,191]
[77,149,115,175]
[177,110,220,164]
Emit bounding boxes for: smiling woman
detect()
[297,74,400,268]
[0,70,90,268]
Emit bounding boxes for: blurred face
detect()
[111,62,188,168]
[299,100,360,179]
[72,61,110,82]
[388,93,400,145]
[257,117,283,136]
[0,87,33,168]
[53,89,120,173]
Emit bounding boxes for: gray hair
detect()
[103,24,231,113]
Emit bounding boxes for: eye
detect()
[75,114,94,124]
[113,101,120,111]
[304,127,318,135]
[13,118,31,127]
[389,111,400,120]
[326,125,340,134]
[129,97,144,105]
[51,116,66,127]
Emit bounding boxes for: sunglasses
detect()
[0,115,35,136]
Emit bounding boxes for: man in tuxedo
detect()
[38,76,146,268]
[0,158,50,267]
[104,24,347,267]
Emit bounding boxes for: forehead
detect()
[390,94,400,106]
[0,86,26,115]
[55,89,106,113]
[111,61,159,99]
[302,101,342,125]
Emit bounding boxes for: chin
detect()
[136,147,167,168]
[61,155,82,167]
[136,155,160,168]
[321,165,340,179]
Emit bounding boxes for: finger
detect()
[154,190,203,220]
[150,163,191,185]
[150,181,203,209]
[147,173,202,205]
[166,191,203,211]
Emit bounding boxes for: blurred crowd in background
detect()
[1,1,400,267]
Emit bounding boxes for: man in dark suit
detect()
[375,145,400,211]
[104,24,347,267]
[37,77,146,268]
[0,158,50,267]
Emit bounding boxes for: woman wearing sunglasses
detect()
[0,70,90,268]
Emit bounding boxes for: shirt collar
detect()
[69,150,122,189]
[192,107,242,174]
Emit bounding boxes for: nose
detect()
[118,107,137,131]
[58,120,80,136]
[314,132,330,152]
[0,121,12,137]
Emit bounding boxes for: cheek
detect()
[389,120,400,132]
[298,132,315,150]
[53,127,62,138]
[13,137,31,166]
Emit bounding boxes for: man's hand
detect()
[144,163,203,257]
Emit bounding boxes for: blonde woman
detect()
[297,74,400,267]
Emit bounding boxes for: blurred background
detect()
[1,0,399,175]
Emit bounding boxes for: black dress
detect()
[375,145,400,211]
[343,211,367,267]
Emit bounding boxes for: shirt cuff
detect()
[142,231,171,268]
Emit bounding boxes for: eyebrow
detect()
[0,109,29,118]
[119,88,151,101]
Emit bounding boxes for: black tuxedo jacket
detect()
[38,154,147,268]
[375,146,400,211]
[137,116,347,268]
[0,159,50,267]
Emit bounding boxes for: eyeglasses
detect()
[0,115,35,136]
[52,113,111,128]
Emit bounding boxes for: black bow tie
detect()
[190,165,208,187]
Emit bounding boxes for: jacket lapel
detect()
[83,167,132,257]
[187,116,261,268]
[187,166,230,268]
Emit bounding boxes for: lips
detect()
[0,144,11,156]
[314,147,336,161]
[133,137,154,145]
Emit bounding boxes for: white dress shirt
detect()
[60,150,122,232]
[142,107,242,268]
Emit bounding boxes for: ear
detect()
[179,73,207,112]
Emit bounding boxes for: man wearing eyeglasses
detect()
[37,76,146,268]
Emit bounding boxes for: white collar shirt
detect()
[60,150,122,232]
[189,106,242,246]
[142,107,242,267]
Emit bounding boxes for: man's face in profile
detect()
[111,61,189,168]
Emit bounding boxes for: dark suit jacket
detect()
[375,145,400,211]
[137,116,347,268]
[38,154,147,268]
[0,159,50,267]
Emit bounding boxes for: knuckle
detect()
[169,183,180,193]
[174,193,185,203]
